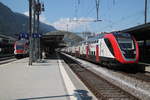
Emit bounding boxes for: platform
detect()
[0,54,96,100]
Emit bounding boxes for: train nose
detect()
[16,50,24,53]
[122,50,136,59]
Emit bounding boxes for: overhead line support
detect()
[145,0,147,24]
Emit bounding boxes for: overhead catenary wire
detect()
[99,10,145,32]
[74,0,80,19]
[85,2,96,17]
[71,0,102,22]
[113,0,116,6]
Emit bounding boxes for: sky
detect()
[0,0,150,33]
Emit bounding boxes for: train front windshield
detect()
[114,33,135,50]
[16,45,24,50]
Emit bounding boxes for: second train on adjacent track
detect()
[14,39,29,58]
[62,32,139,66]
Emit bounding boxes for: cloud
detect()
[23,11,93,32]
[23,11,29,16]
[50,17,94,31]
[23,11,49,24]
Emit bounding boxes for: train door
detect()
[99,39,102,61]
[78,46,80,57]
[96,44,100,62]
[86,45,89,59]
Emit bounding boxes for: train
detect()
[14,39,29,58]
[0,35,16,57]
[61,32,139,67]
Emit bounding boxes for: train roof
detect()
[84,33,108,42]
[68,32,132,47]
[15,39,28,44]
[73,33,107,46]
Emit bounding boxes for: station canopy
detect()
[41,33,64,48]
[121,22,150,41]
[41,31,83,48]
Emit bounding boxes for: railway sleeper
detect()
[101,93,135,98]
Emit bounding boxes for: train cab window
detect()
[104,38,114,56]
[16,45,24,50]
[114,33,135,50]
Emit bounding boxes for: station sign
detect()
[32,33,42,38]
[39,33,42,38]
[19,33,29,39]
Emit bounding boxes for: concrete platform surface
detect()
[0,58,70,100]
[0,56,96,100]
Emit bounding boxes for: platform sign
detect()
[39,33,42,38]
[19,33,29,39]
[32,33,42,38]
[32,33,37,38]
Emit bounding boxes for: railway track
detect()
[0,55,14,60]
[0,55,16,65]
[61,54,139,100]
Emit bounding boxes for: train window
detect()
[16,45,24,50]
[104,39,114,56]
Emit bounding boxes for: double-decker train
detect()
[62,32,139,66]
[14,39,29,58]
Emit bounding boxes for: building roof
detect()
[121,23,150,40]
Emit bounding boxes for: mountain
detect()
[0,2,56,38]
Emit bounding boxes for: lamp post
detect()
[143,0,148,60]
[33,0,38,62]
[144,0,147,24]
[35,0,44,61]
[29,0,33,65]
[37,0,41,61]
[28,0,44,64]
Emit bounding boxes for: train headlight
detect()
[134,51,136,54]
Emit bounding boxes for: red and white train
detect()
[14,39,29,58]
[62,32,139,66]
